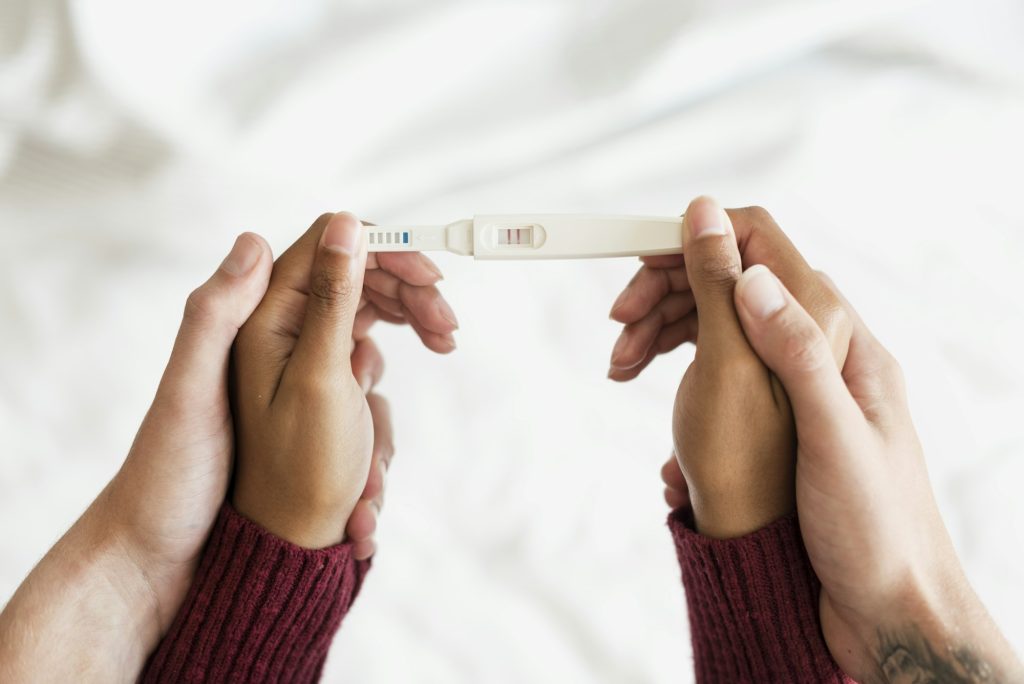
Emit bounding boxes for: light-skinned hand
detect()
[0,214,456,682]
[733,263,1023,682]
[634,196,1021,682]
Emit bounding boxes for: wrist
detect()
[231,486,353,549]
[685,467,796,539]
[675,430,797,539]
[842,554,1010,682]
[85,486,166,650]
[0,487,163,680]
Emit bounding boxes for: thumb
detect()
[288,212,368,378]
[734,264,863,444]
[157,233,273,407]
[681,195,748,356]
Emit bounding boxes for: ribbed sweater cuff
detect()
[669,507,853,684]
[141,502,370,684]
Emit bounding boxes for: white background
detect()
[1,0,1022,681]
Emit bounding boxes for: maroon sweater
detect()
[141,504,852,683]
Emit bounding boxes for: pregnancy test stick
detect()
[365,215,684,260]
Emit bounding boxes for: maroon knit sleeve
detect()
[140,502,370,684]
[669,506,855,684]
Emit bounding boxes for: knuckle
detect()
[879,350,905,386]
[183,286,220,326]
[692,253,740,289]
[812,272,842,310]
[310,267,356,307]
[801,276,851,358]
[737,205,775,227]
[780,324,830,373]
[820,292,852,343]
[857,349,907,419]
[815,269,837,290]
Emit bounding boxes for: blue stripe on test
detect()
[403,232,409,244]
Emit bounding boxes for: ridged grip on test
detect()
[366,225,447,252]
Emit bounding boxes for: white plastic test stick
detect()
[365,215,684,260]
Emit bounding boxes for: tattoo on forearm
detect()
[872,625,997,683]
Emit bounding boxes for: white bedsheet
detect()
[1,0,1022,681]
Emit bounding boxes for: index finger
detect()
[372,251,444,287]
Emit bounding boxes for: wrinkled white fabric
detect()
[1,0,1022,681]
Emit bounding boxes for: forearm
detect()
[669,506,853,684]
[0,487,160,682]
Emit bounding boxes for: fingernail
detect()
[436,298,459,329]
[739,265,786,319]
[425,259,444,280]
[610,334,628,367]
[359,371,373,392]
[442,335,457,351]
[609,290,628,318]
[322,212,363,255]
[220,233,261,277]
[684,196,728,242]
